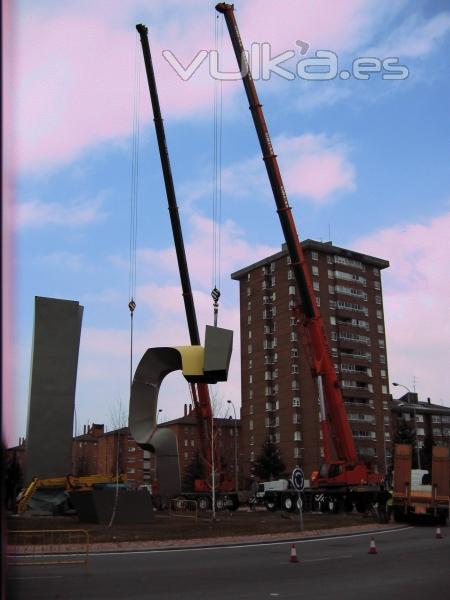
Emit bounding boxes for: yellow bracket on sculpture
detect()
[175,346,205,378]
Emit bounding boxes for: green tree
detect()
[182,451,205,492]
[252,437,286,481]
[420,432,434,473]
[394,417,420,468]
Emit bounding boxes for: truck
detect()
[216,3,382,513]
[392,443,449,525]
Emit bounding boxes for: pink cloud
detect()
[13,8,224,171]
[180,133,355,206]
[237,0,394,55]
[138,213,278,288]
[276,134,355,202]
[352,211,450,406]
[12,0,395,172]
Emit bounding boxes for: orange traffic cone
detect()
[368,536,377,554]
[435,526,443,539]
[289,543,299,563]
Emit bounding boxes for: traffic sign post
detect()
[292,468,304,531]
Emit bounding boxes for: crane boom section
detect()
[137,24,213,472]
[215,4,357,464]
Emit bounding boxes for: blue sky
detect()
[4,0,450,447]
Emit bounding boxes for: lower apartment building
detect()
[5,410,241,492]
[231,239,392,481]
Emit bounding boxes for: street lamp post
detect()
[393,382,421,469]
[227,400,238,491]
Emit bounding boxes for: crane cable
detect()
[211,14,223,327]
[128,32,141,389]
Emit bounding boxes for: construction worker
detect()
[386,488,394,523]
[376,483,389,523]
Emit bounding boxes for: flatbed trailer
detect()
[393,444,449,524]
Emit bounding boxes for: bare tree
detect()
[107,398,128,528]
[209,387,226,418]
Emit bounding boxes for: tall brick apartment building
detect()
[231,239,391,481]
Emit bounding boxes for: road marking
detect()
[86,526,413,557]
[302,554,353,563]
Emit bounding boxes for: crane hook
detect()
[211,287,221,327]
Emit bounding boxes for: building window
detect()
[375,295,382,304]
[291,331,298,342]
[247,315,252,325]
[294,431,302,441]
[291,348,298,358]
[247,287,251,297]
[316,296,321,306]
[250,451,255,461]
[128,447,136,452]
[313,281,320,291]
[248,301,252,311]
[379,354,386,364]
[292,380,299,390]
[249,390,253,400]
[327,255,333,264]
[380,369,386,378]
[311,251,318,261]
[377,324,384,334]
[291,364,299,374]
[249,374,253,384]
[289,285,296,295]
[293,413,301,424]
[330,316,336,325]
[247,273,251,281]
[294,447,302,458]
[312,265,319,276]
[373,267,380,277]
[376,309,383,319]
[288,269,294,280]
[374,280,381,290]
[378,339,385,348]
[248,344,252,354]
[249,420,254,431]
[191,440,195,447]
[184,439,188,447]
[248,359,253,369]
[292,396,301,407]
[248,330,252,339]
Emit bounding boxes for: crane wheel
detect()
[198,496,211,511]
[282,495,295,512]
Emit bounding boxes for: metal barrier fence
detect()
[7,529,90,567]
[169,497,198,521]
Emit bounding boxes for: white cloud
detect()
[366,12,450,59]
[34,251,84,271]
[15,194,108,229]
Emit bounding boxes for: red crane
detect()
[216,3,381,488]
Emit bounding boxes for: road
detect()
[7,526,450,599]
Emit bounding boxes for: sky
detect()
[3,0,450,448]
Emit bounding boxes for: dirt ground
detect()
[7,509,380,545]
